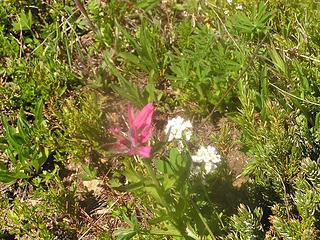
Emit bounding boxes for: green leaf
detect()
[260,67,269,120]
[162,175,176,191]
[32,148,49,172]
[17,109,30,141]
[155,158,174,175]
[34,100,44,126]
[113,228,137,240]
[7,211,20,224]
[269,45,288,77]
[122,160,143,183]
[13,170,29,180]
[81,164,97,180]
[116,181,145,192]
[104,54,145,107]
[169,148,185,172]
[115,21,139,50]
[149,227,182,237]
[0,162,7,171]
[144,185,163,204]
[12,10,33,31]
[0,169,29,184]
[1,116,22,149]
[113,214,139,239]
[118,52,141,67]
[315,112,320,130]
[144,70,157,103]
[137,0,160,11]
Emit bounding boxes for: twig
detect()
[272,166,291,221]
[269,82,320,107]
[74,0,98,32]
[207,2,242,53]
[199,36,267,128]
[192,200,217,240]
[274,46,320,63]
[299,54,320,63]
[31,11,78,55]
[78,199,119,240]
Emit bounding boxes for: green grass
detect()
[1,0,320,239]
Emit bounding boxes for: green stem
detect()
[137,156,191,239]
[191,200,217,240]
[139,157,166,206]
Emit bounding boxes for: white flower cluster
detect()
[191,146,221,174]
[164,116,221,174]
[164,116,192,142]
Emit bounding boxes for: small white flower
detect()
[224,10,230,16]
[236,4,243,10]
[165,116,192,142]
[191,145,221,174]
[227,0,233,5]
[205,161,214,173]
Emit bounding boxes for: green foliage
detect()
[231,1,320,235]
[0,102,53,184]
[3,0,320,238]
[87,0,130,46]
[104,53,149,107]
[103,17,167,106]
[0,1,95,236]
[116,19,166,74]
[227,204,264,240]
[0,178,78,238]
[12,10,33,31]
[0,0,82,110]
[228,3,272,39]
[114,148,223,239]
[87,0,320,238]
[168,22,244,113]
[59,93,107,146]
[0,198,54,239]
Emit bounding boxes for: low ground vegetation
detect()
[1,0,320,239]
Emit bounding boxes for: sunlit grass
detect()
[1,0,320,239]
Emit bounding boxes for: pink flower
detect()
[110,103,154,158]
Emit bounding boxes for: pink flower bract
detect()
[110,103,154,158]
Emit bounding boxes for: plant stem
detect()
[137,156,192,239]
[191,200,217,240]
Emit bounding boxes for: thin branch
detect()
[74,0,98,32]
[269,82,320,107]
[199,35,267,128]
[207,2,242,53]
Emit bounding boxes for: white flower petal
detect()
[204,162,213,173]
[165,116,193,142]
[191,145,222,174]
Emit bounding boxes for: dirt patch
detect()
[194,115,249,187]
